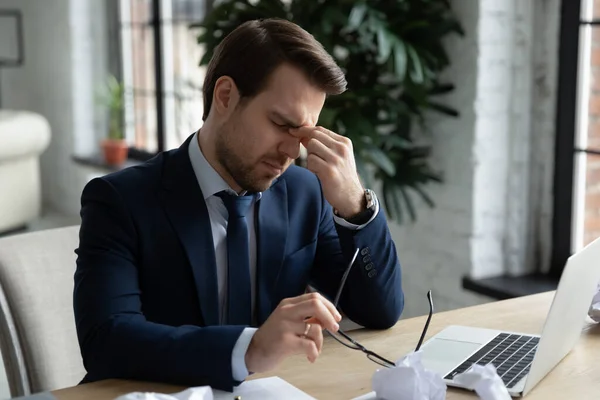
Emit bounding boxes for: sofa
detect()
[0,110,51,233]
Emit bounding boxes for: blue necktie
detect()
[217,191,254,326]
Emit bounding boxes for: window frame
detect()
[549,0,582,279]
[551,0,600,278]
[111,0,211,161]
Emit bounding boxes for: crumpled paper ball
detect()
[371,350,446,400]
[453,363,511,400]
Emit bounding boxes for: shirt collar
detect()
[188,130,262,200]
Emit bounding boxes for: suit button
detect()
[365,262,374,271]
[361,247,370,256]
[368,269,377,278]
[362,255,371,263]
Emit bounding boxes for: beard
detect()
[215,118,289,193]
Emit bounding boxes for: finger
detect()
[279,293,342,322]
[304,137,337,164]
[306,153,333,179]
[288,126,316,140]
[293,127,339,150]
[295,336,320,363]
[279,292,327,306]
[286,297,340,331]
[305,322,324,354]
[304,293,342,322]
[314,126,348,144]
[291,125,346,142]
[308,128,340,148]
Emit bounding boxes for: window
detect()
[573,0,600,250]
[464,0,595,299]
[115,0,209,158]
[551,0,600,278]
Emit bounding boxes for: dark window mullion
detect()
[550,0,582,279]
[151,0,166,153]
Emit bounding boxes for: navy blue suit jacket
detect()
[73,134,404,391]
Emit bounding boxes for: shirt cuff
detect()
[333,196,380,230]
[231,327,258,381]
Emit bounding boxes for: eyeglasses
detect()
[324,248,434,368]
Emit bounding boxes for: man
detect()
[73,18,404,392]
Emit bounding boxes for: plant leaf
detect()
[393,40,407,80]
[428,83,455,95]
[381,184,393,221]
[355,157,373,189]
[383,135,412,150]
[407,45,424,84]
[390,183,403,223]
[347,3,368,32]
[364,146,396,176]
[428,101,460,117]
[199,50,213,65]
[318,107,338,129]
[194,0,465,224]
[382,183,402,223]
[412,184,435,207]
[340,111,375,140]
[399,186,416,222]
[377,27,394,64]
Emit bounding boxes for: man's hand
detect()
[290,126,365,219]
[244,292,342,374]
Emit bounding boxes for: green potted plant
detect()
[194,0,463,223]
[98,74,128,166]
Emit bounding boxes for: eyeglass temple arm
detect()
[335,329,396,367]
[415,290,433,352]
[333,248,360,308]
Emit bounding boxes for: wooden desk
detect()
[51,292,600,399]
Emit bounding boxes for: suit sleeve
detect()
[73,177,245,392]
[309,187,404,329]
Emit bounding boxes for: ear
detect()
[213,76,240,117]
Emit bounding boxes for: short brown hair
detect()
[202,18,347,121]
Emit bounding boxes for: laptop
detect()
[417,235,600,397]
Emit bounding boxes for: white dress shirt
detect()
[187,131,379,381]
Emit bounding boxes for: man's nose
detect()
[279,134,301,160]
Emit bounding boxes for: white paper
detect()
[370,351,446,400]
[114,386,213,400]
[351,392,377,400]
[589,283,600,322]
[214,377,316,400]
[113,377,315,400]
[453,364,511,400]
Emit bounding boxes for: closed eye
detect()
[273,121,290,132]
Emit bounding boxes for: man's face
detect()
[215,63,326,192]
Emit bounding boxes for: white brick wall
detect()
[532,0,561,275]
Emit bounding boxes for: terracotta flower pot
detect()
[101,139,128,166]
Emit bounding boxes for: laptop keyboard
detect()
[444,333,539,389]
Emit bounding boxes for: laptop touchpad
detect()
[420,338,482,376]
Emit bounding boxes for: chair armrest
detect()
[0,111,51,161]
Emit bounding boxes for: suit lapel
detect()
[256,180,288,324]
[161,136,220,326]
